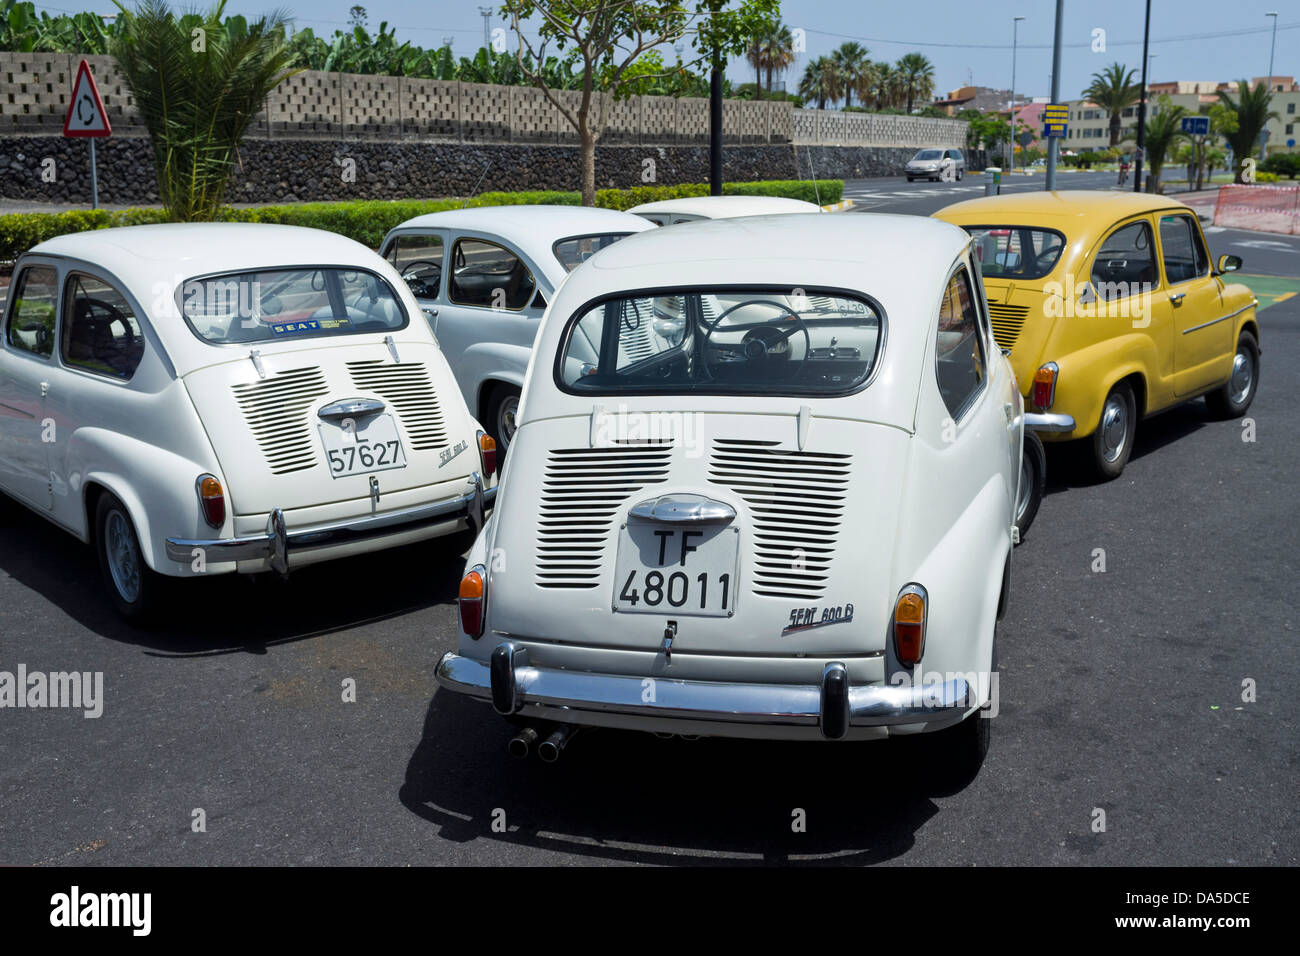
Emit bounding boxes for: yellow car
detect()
[935,191,1260,479]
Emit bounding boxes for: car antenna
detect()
[463,161,492,209]
[807,151,821,207]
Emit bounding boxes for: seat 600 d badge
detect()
[783,603,855,635]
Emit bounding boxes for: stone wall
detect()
[792,109,967,148]
[1,136,799,205]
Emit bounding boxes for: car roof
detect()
[627,195,822,218]
[31,222,382,280]
[935,189,1190,226]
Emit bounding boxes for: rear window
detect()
[557,287,883,395]
[965,226,1065,280]
[180,268,407,345]
[554,233,633,272]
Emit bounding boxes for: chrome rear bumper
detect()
[165,473,495,573]
[1023,411,1075,433]
[436,642,973,740]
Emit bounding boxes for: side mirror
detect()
[1216,254,1242,274]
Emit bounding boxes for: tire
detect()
[1015,430,1046,543]
[94,492,162,622]
[922,694,992,791]
[956,168,964,181]
[1205,331,1259,419]
[1089,380,1136,480]
[906,177,915,183]
[485,384,521,455]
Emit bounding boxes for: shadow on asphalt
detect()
[0,499,463,654]
[397,689,987,865]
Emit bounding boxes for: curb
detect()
[821,199,854,212]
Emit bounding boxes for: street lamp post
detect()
[1133,0,1153,192]
[1261,11,1278,160]
[1008,16,1025,174]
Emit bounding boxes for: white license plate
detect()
[613,522,739,617]
[318,414,406,478]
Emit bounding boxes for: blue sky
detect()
[40,0,1298,101]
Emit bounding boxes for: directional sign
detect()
[1042,103,1069,138]
[63,60,112,138]
[1180,115,1210,137]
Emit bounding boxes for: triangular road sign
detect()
[63,59,112,138]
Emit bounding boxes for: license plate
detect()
[318,414,406,478]
[613,522,739,617]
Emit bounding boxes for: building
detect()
[1061,75,1300,156]
[932,85,1028,116]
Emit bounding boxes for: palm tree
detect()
[764,22,795,94]
[1084,62,1141,147]
[111,0,297,221]
[798,56,834,110]
[875,61,902,110]
[1143,97,1188,192]
[831,41,869,109]
[745,33,765,99]
[1217,79,1280,182]
[896,52,935,114]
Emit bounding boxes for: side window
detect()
[6,265,58,358]
[1158,214,1209,284]
[448,238,535,310]
[62,274,146,380]
[388,234,443,299]
[935,268,987,419]
[1090,220,1157,301]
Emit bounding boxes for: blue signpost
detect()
[1180,115,1210,137]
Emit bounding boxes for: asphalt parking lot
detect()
[2,182,1297,866]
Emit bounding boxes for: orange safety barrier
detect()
[1212,183,1300,235]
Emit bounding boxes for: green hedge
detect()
[0,180,843,260]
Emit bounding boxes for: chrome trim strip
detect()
[628,493,736,526]
[436,651,972,731]
[1023,411,1075,432]
[1182,301,1256,336]
[318,397,386,421]
[165,478,497,565]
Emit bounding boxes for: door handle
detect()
[422,307,438,318]
[1169,292,1185,304]
[1003,402,1015,423]
[40,381,49,398]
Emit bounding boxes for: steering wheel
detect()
[82,296,135,349]
[1035,243,1063,271]
[700,298,811,382]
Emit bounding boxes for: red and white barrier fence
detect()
[1213,183,1300,235]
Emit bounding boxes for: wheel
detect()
[486,384,521,455]
[1015,429,1046,542]
[94,492,162,621]
[906,177,915,183]
[1089,381,1136,480]
[956,168,963,181]
[1205,331,1259,419]
[922,692,992,790]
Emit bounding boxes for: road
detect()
[1,176,1296,867]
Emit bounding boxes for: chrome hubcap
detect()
[499,396,519,446]
[1228,350,1253,405]
[105,510,141,604]
[1100,396,1128,463]
[1015,454,1033,521]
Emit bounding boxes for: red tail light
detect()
[459,565,486,637]
[1031,362,1059,411]
[477,431,498,479]
[197,475,225,529]
[894,584,928,665]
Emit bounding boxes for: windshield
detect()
[553,233,634,272]
[179,267,408,345]
[964,226,1066,281]
[558,287,883,395]
[914,150,943,161]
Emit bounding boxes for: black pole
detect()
[709,57,723,195]
[1133,0,1152,192]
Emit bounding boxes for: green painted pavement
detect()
[1232,273,1300,310]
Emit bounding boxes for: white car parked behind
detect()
[627,194,822,225]
[0,223,497,619]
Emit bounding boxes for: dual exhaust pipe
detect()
[508,723,575,762]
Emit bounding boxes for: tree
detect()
[1142,96,1188,192]
[798,55,834,110]
[896,51,934,114]
[348,5,367,28]
[1217,79,1279,182]
[110,0,297,221]
[1084,62,1140,147]
[503,0,692,206]
[830,41,868,110]
[762,21,794,93]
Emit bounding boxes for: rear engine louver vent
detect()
[232,366,329,475]
[987,302,1030,349]
[346,360,448,451]
[708,439,851,600]
[535,444,673,589]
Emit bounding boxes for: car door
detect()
[1156,211,1230,396]
[434,234,546,409]
[0,261,59,509]
[384,230,446,334]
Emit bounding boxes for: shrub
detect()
[1261,153,1300,179]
